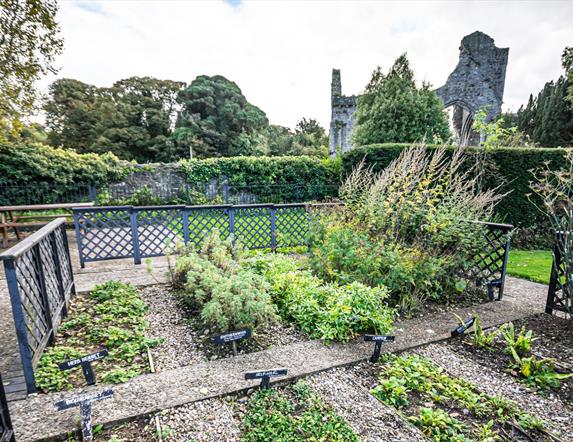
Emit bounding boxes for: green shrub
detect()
[310,147,495,312]
[257,254,394,342]
[173,230,276,332]
[0,142,125,186]
[343,143,572,231]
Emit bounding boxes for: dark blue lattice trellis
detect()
[546,232,572,317]
[0,219,76,394]
[0,374,15,442]
[73,204,513,301]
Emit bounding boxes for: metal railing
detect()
[0,219,76,393]
[0,374,15,442]
[0,182,97,206]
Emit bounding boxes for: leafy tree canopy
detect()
[0,0,63,139]
[175,75,268,158]
[352,54,450,146]
[563,46,573,105]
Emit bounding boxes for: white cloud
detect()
[40,0,573,129]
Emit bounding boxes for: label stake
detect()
[364,335,395,363]
[58,349,109,386]
[213,329,251,357]
[451,317,476,337]
[54,388,113,442]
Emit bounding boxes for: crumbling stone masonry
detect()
[328,31,509,155]
[435,31,509,145]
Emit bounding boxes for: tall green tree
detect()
[353,54,450,146]
[514,76,573,147]
[175,75,268,158]
[563,46,573,105]
[44,77,186,161]
[0,0,63,139]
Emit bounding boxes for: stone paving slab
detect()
[11,298,544,442]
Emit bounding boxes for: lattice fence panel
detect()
[546,236,572,317]
[136,208,185,257]
[275,206,308,248]
[0,374,15,442]
[187,207,231,248]
[75,208,133,262]
[233,206,272,249]
[1,219,76,394]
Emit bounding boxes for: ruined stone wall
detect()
[329,69,357,157]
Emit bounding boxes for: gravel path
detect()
[159,398,240,442]
[416,343,573,442]
[306,367,426,442]
[140,285,207,371]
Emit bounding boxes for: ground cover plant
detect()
[371,353,552,441]
[309,146,504,314]
[507,250,552,284]
[247,253,395,342]
[450,315,573,406]
[35,281,161,392]
[239,381,360,442]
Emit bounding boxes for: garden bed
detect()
[447,313,573,407]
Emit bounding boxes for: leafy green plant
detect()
[468,315,501,349]
[240,382,359,442]
[501,323,536,356]
[508,347,573,391]
[408,407,471,442]
[260,255,394,342]
[370,376,409,408]
[36,280,161,392]
[309,146,501,313]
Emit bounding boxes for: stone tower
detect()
[435,31,509,145]
[328,31,509,153]
[329,69,357,157]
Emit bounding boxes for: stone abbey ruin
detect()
[329,31,509,155]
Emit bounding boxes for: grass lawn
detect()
[507,249,553,284]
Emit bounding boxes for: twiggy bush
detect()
[309,145,504,312]
[172,230,276,332]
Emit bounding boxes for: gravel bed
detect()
[140,285,206,371]
[306,367,426,442]
[158,398,240,442]
[416,343,573,442]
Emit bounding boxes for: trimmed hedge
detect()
[343,144,572,229]
[0,142,126,185]
[178,155,341,186]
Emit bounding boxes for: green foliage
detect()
[469,315,500,350]
[256,254,394,342]
[0,142,125,186]
[240,382,359,442]
[353,54,450,146]
[512,76,573,148]
[564,47,573,105]
[408,407,471,442]
[474,109,534,149]
[508,347,573,391]
[44,77,185,162]
[35,280,161,392]
[342,143,572,230]
[501,322,536,357]
[313,147,495,312]
[258,119,328,158]
[0,0,63,139]
[176,75,268,158]
[372,354,545,441]
[173,230,276,332]
[179,154,340,188]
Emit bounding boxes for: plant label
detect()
[58,349,109,386]
[451,317,476,337]
[364,335,395,363]
[213,329,251,344]
[245,368,288,389]
[54,388,113,442]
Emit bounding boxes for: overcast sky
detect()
[42,0,573,130]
